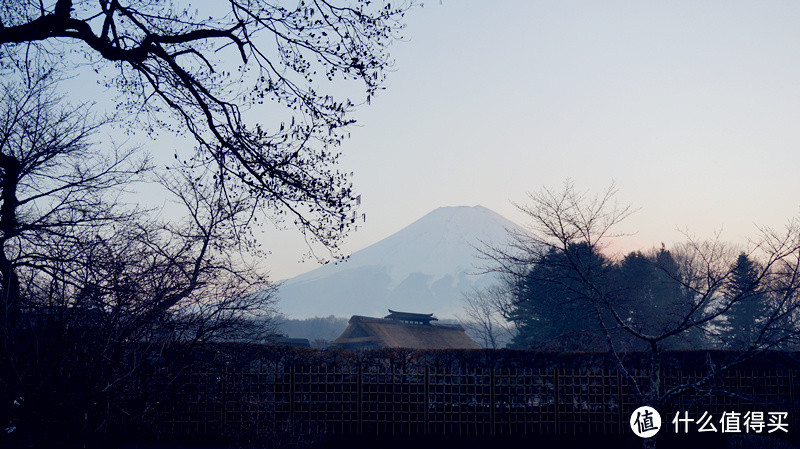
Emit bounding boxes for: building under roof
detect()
[332,309,480,350]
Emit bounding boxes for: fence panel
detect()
[426,367,492,435]
[154,365,800,440]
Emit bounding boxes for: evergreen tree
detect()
[652,247,706,349]
[508,244,608,350]
[609,248,704,349]
[722,253,767,349]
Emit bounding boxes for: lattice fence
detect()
[154,366,799,439]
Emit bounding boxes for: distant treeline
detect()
[277,315,349,345]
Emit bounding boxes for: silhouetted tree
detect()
[276,315,349,342]
[0,71,276,447]
[481,181,800,449]
[0,69,145,347]
[460,283,517,349]
[0,2,416,444]
[611,248,706,350]
[0,0,413,255]
[505,244,610,350]
[718,253,768,349]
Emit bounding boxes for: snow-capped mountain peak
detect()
[276,205,520,319]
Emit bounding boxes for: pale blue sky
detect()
[60,1,800,280]
[265,1,800,279]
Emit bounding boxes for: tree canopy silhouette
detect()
[480,181,800,448]
[0,69,279,447]
[0,0,412,254]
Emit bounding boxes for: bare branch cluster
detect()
[478,181,800,411]
[0,0,413,256]
[0,69,278,446]
[460,282,517,349]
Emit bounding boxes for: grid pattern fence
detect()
[155,366,799,438]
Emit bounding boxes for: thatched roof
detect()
[333,312,480,350]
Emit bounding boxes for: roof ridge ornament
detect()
[384,309,438,324]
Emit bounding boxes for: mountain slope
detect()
[276,205,521,319]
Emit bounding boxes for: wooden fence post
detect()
[424,366,430,435]
[554,369,560,436]
[617,368,625,435]
[357,365,363,435]
[736,369,742,411]
[221,368,227,428]
[789,370,796,429]
[289,365,295,425]
[490,368,496,436]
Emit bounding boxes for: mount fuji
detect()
[275,205,522,319]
